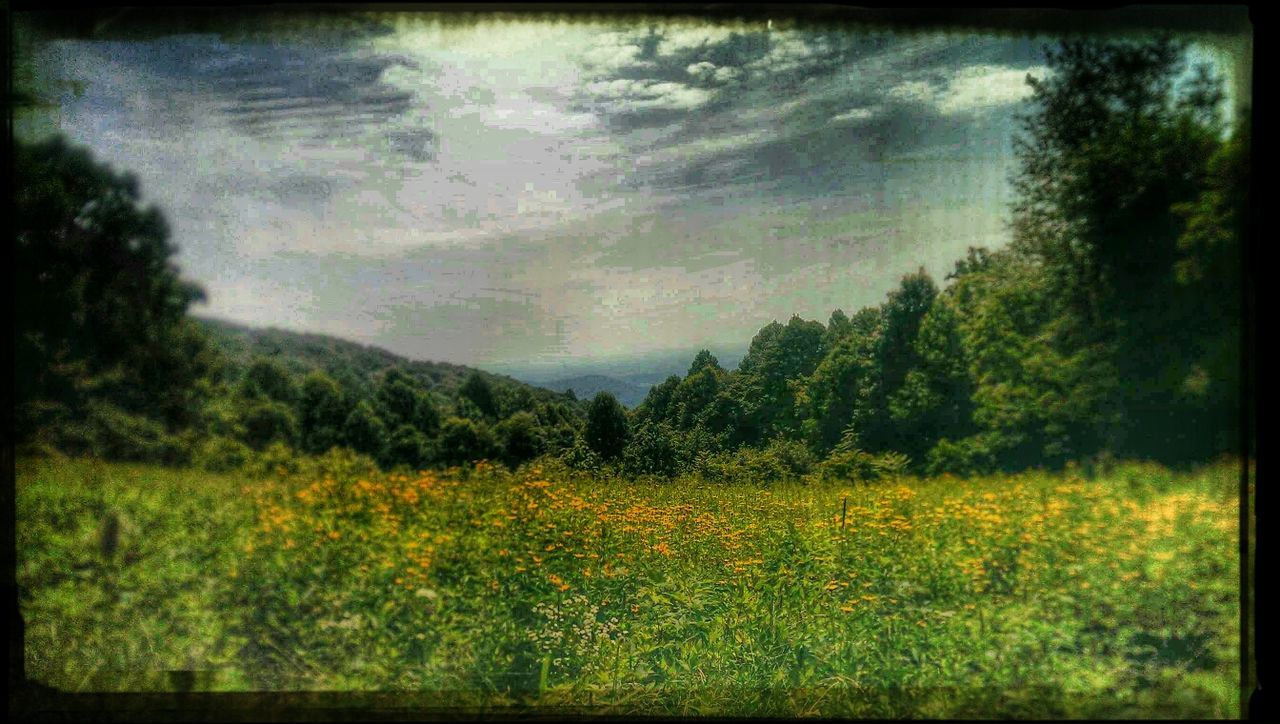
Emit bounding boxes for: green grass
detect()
[17,455,1244,717]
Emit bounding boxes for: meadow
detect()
[17,454,1246,718]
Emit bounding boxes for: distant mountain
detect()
[490,346,745,399]
[195,316,582,414]
[541,375,652,408]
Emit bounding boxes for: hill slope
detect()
[195,316,582,414]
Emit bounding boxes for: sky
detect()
[17,14,1248,373]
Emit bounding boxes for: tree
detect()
[299,370,350,455]
[15,135,209,443]
[375,368,439,435]
[634,375,681,427]
[459,371,499,420]
[239,400,299,451]
[585,392,629,462]
[1010,36,1234,462]
[240,357,298,406]
[846,270,938,456]
[687,349,721,377]
[495,411,545,469]
[436,417,496,467]
[383,424,429,470]
[343,400,388,460]
[731,315,827,444]
[622,421,684,477]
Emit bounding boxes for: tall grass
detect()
[17,455,1243,717]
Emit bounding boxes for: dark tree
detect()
[436,417,497,466]
[299,370,350,455]
[459,371,499,419]
[495,411,545,468]
[240,357,298,406]
[343,400,388,460]
[585,392,629,462]
[15,136,209,442]
[1011,36,1237,461]
[375,368,439,435]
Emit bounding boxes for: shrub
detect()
[817,447,911,483]
[925,434,1003,477]
[621,422,684,478]
[193,435,253,473]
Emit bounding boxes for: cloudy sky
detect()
[19,14,1245,372]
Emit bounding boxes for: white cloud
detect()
[888,64,1049,116]
[937,64,1045,115]
[829,105,880,123]
[585,78,714,111]
[888,79,939,105]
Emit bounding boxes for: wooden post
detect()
[841,498,848,531]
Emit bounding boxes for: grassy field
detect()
[17,454,1245,718]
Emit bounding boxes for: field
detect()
[17,454,1246,718]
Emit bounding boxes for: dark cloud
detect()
[49,34,433,158]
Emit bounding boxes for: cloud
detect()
[937,64,1046,114]
[829,105,880,123]
[887,64,1048,116]
[584,78,714,112]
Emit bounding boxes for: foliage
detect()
[496,411,546,469]
[15,136,211,442]
[436,417,497,467]
[585,392,629,462]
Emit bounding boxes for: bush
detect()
[247,441,301,478]
[696,438,815,485]
[621,422,684,478]
[495,412,545,469]
[817,447,911,483]
[560,434,603,474]
[925,434,1003,477]
[51,400,191,465]
[193,435,253,473]
[239,399,299,451]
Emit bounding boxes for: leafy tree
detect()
[436,416,497,467]
[634,375,682,426]
[585,392,629,462]
[687,349,721,377]
[946,249,1118,469]
[846,270,938,455]
[672,365,725,431]
[495,411,545,468]
[383,424,429,470]
[299,370,350,455]
[1010,36,1235,462]
[460,371,499,420]
[239,399,300,451]
[887,295,978,466]
[375,368,439,435]
[15,135,209,444]
[731,315,827,444]
[343,400,388,460]
[240,357,298,406]
[622,421,684,477]
[803,321,880,454]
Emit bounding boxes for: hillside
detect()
[195,316,582,414]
